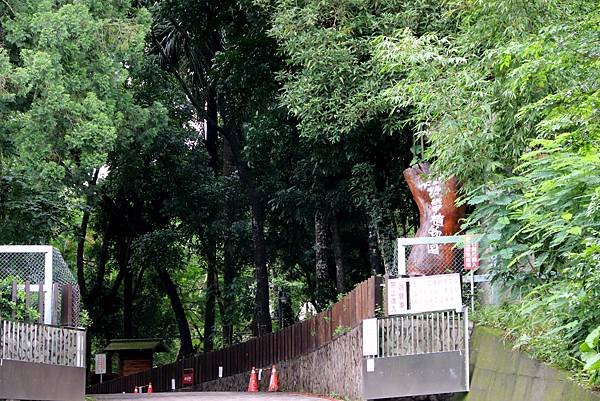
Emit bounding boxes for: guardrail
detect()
[1,319,86,368]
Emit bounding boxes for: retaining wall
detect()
[191,325,600,401]
[191,325,363,399]
[456,326,600,401]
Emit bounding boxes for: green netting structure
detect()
[0,246,80,326]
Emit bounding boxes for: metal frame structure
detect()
[396,235,466,277]
[395,235,488,311]
[359,235,485,399]
[0,246,86,401]
[0,245,55,324]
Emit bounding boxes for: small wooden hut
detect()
[104,338,168,377]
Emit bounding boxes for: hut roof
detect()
[104,338,168,353]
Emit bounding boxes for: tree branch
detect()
[1,0,15,18]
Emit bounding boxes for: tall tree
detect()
[151,0,285,335]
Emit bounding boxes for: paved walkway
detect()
[90,392,335,401]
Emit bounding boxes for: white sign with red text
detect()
[387,278,408,315]
[408,274,462,313]
[95,353,106,375]
[464,236,480,270]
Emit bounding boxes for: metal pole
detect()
[470,271,475,313]
[397,239,407,276]
[464,306,470,391]
[44,248,53,325]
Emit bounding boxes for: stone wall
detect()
[187,325,600,401]
[454,326,600,401]
[191,325,363,399]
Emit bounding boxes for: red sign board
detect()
[464,236,479,270]
[182,368,194,386]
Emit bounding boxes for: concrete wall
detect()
[188,325,600,401]
[455,326,600,401]
[0,359,85,401]
[191,326,363,399]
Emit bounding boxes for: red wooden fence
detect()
[87,276,383,394]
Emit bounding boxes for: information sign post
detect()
[95,354,106,384]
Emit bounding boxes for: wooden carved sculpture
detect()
[403,163,466,276]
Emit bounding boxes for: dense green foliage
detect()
[0,0,419,371]
[0,0,597,387]
[372,0,599,386]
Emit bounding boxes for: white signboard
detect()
[409,273,462,313]
[366,358,375,372]
[95,353,107,375]
[387,278,408,315]
[362,318,378,356]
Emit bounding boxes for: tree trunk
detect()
[76,168,100,300]
[250,200,271,335]
[222,231,235,345]
[330,214,346,294]
[76,208,91,299]
[368,221,384,276]
[221,125,271,335]
[314,209,332,310]
[205,88,219,173]
[203,239,217,352]
[88,223,110,305]
[373,210,397,276]
[221,136,236,345]
[157,266,194,357]
[123,269,133,337]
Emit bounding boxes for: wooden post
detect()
[52,283,60,325]
[38,283,44,324]
[61,284,73,326]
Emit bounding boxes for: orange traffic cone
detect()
[268,365,279,392]
[148,382,153,393]
[247,367,259,392]
[134,386,139,394]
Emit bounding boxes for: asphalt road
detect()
[89,392,335,401]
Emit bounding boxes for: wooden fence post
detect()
[38,283,44,324]
[61,284,73,327]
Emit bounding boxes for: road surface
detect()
[90,392,336,401]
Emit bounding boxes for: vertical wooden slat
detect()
[287,326,292,360]
[271,332,276,363]
[61,284,73,326]
[374,275,383,317]
[52,283,60,325]
[38,283,44,324]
